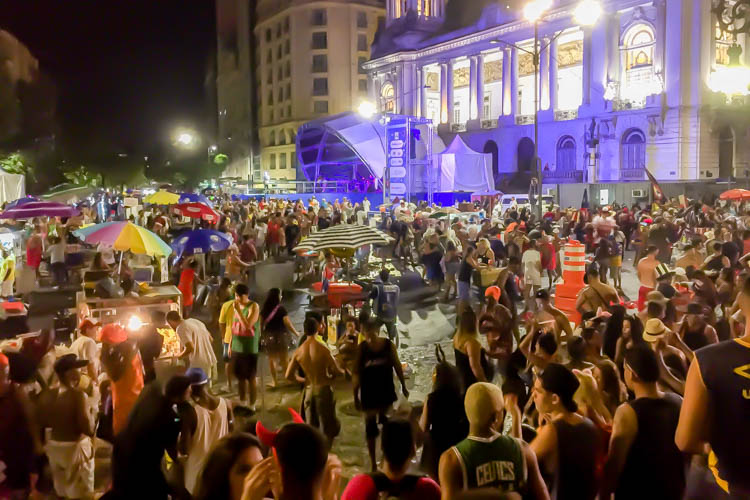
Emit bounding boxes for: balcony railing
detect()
[516,115,535,125]
[621,168,646,181]
[554,109,578,121]
[481,119,498,129]
[451,123,467,132]
[542,170,583,183]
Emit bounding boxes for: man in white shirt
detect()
[47,236,67,285]
[70,319,100,383]
[167,311,218,383]
[521,239,543,313]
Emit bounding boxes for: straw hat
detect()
[644,318,669,342]
[646,290,668,305]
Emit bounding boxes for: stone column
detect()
[540,37,550,110]
[549,37,558,112]
[509,47,519,117]
[446,59,455,124]
[469,56,478,120]
[440,62,448,123]
[476,53,485,120]
[581,27,593,105]
[502,48,512,115]
[417,66,424,117]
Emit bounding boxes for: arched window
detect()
[381,82,395,112]
[556,136,576,172]
[621,24,657,100]
[621,129,646,180]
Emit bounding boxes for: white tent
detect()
[434,135,493,192]
[0,170,25,205]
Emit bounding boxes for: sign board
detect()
[385,117,410,202]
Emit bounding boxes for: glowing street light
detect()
[574,0,602,26]
[173,128,198,148]
[358,100,377,118]
[709,43,750,97]
[523,0,553,22]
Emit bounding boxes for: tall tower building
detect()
[217,0,385,183]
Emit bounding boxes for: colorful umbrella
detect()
[171,229,232,258]
[178,193,213,206]
[173,202,221,223]
[0,201,80,219]
[719,188,750,201]
[73,221,172,256]
[5,196,39,209]
[144,190,180,205]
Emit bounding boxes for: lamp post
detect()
[494,0,600,217]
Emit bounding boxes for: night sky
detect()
[0,0,216,156]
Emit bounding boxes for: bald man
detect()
[438,383,549,500]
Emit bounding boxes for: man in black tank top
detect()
[677,276,750,498]
[602,345,686,499]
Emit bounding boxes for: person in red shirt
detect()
[178,259,204,318]
[342,419,441,500]
[266,215,281,257]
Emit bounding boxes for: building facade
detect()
[217,0,385,183]
[364,0,750,206]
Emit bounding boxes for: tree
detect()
[62,166,102,187]
[0,151,35,181]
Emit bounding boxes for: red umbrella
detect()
[719,188,750,201]
[173,202,220,224]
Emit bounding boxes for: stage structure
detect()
[296,112,437,204]
[384,114,434,205]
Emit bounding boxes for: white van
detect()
[498,194,554,213]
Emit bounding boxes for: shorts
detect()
[638,286,654,311]
[304,385,341,439]
[610,255,622,267]
[222,342,230,362]
[525,273,542,287]
[457,280,471,301]
[232,353,258,380]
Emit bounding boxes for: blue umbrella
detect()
[178,192,213,206]
[5,196,40,209]
[171,229,232,258]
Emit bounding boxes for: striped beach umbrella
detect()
[294,224,393,252]
[73,221,172,256]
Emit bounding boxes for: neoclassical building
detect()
[364,0,750,205]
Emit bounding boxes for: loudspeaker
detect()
[27,286,82,315]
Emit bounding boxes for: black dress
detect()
[420,388,468,478]
[262,306,292,355]
[454,346,493,392]
[358,339,397,411]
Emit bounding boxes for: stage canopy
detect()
[297,112,387,182]
[435,135,494,192]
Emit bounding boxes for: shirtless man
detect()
[534,289,573,343]
[286,317,343,446]
[38,354,95,499]
[636,245,660,311]
[576,266,620,315]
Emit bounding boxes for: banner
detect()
[645,169,667,204]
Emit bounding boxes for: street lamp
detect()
[173,128,199,149]
[516,0,601,217]
[358,100,378,118]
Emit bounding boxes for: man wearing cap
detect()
[602,345,686,499]
[181,367,231,494]
[70,319,100,384]
[677,276,750,498]
[100,323,144,436]
[439,382,548,500]
[636,246,660,311]
[37,354,95,499]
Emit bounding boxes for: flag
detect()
[645,169,667,205]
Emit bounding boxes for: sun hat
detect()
[643,318,668,342]
[646,290,668,305]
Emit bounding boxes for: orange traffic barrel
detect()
[561,240,586,287]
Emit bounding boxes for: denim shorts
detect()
[457,280,471,301]
[222,342,231,361]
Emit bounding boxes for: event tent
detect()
[434,135,493,192]
[0,169,25,205]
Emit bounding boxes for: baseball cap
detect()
[53,353,89,375]
[535,289,550,300]
[185,367,209,386]
[100,324,128,344]
[79,319,100,332]
[484,286,502,302]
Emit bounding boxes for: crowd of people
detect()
[0,191,749,499]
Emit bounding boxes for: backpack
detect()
[369,472,423,500]
[374,282,399,321]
